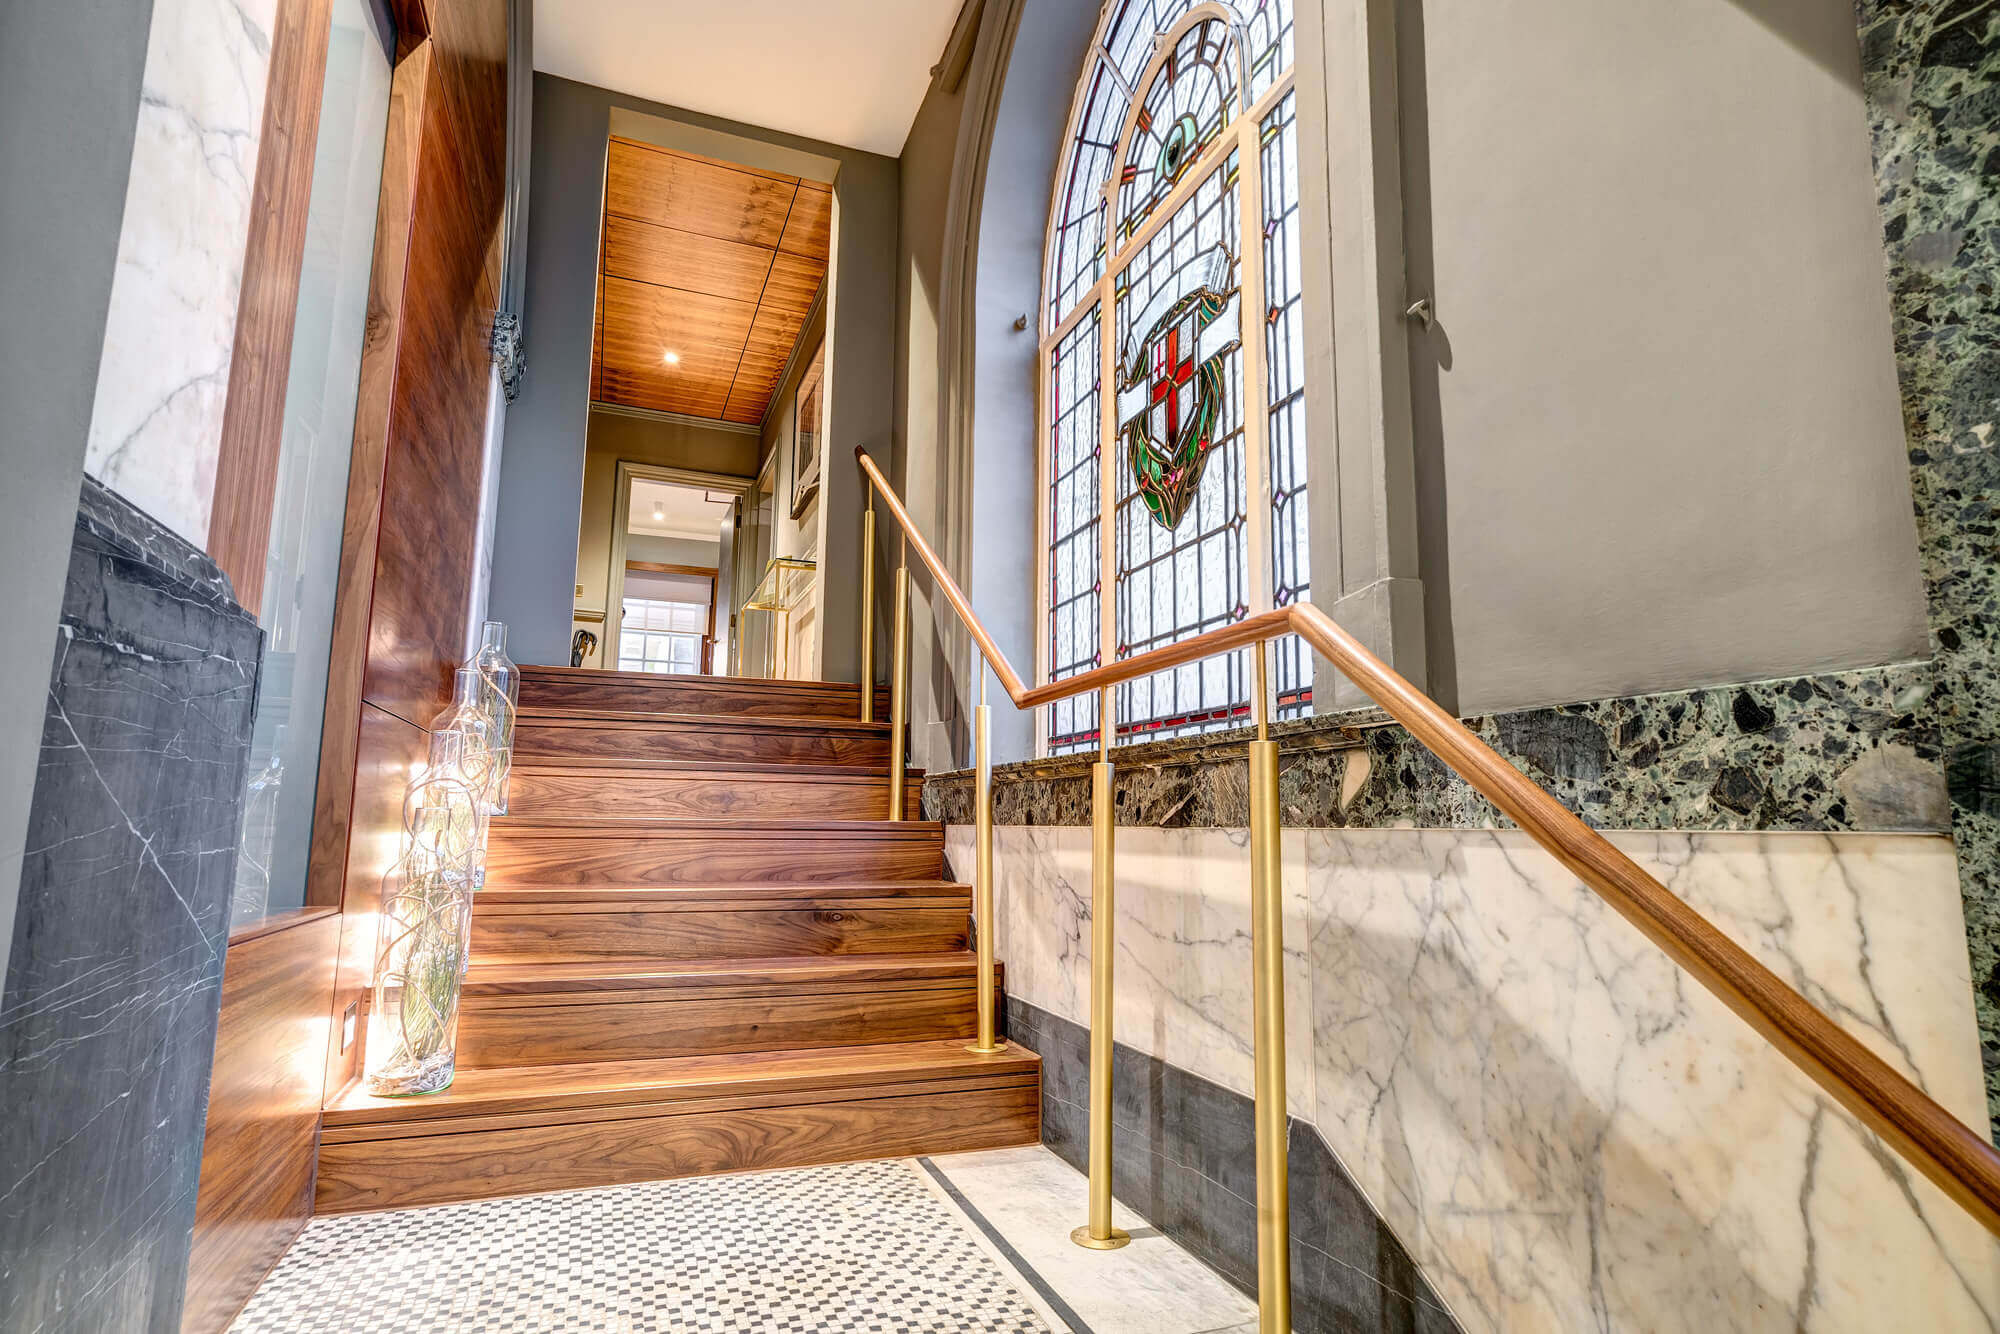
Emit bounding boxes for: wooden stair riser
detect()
[486,829,945,887]
[314,1080,1039,1213]
[516,717,889,767]
[456,981,981,1066]
[519,669,887,720]
[507,767,918,821]
[470,902,971,964]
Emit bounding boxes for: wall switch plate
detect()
[342,1001,358,1051]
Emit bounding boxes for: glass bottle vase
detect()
[473,620,519,815]
[365,731,485,1096]
[431,666,497,887]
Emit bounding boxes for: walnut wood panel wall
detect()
[183,911,341,1334]
[303,0,508,1108]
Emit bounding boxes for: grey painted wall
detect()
[966,0,1095,765]
[0,0,156,990]
[488,73,605,667]
[896,0,1095,770]
[1401,0,1928,714]
[587,407,760,477]
[489,72,898,672]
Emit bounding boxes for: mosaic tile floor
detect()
[232,1148,1260,1333]
[233,1158,1052,1333]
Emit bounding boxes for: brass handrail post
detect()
[968,661,1003,1054]
[1073,687,1130,1250]
[860,500,876,722]
[887,555,910,820]
[1248,641,1290,1331]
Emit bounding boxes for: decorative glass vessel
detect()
[431,667,498,887]
[365,731,486,1095]
[473,620,519,814]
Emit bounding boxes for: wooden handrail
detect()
[856,445,2000,1235]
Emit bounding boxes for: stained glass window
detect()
[1261,90,1310,717]
[1047,309,1103,754]
[1114,153,1248,739]
[1042,0,1301,753]
[1114,17,1238,250]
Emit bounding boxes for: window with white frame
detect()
[1041,0,1304,755]
[618,597,707,675]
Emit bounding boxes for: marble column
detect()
[0,479,261,1333]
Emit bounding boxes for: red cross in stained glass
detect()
[1148,314,1198,439]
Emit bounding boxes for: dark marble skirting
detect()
[1005,996,1460,1334]
[0,478,262,1334]
[928,662,1945,834]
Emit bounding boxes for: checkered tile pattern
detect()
[230,1159,1053,1332]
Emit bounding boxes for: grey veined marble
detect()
[1856,0,2000,1115]
[926,662,1947,834]
[0,478,261,1334]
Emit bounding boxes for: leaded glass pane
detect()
[1114,17,1238,250]
[1261,89,1310,718]
[1047,307,1102,754]
[1045,0,1294,332]
[1113,152,1249,742]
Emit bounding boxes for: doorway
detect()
[603,464,749,674]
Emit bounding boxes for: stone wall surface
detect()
[0,479,260,1333]
[1856,0,2000,1112]
[959,823,1998,1333]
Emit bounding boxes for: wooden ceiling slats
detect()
[779,184,833,258]
[592,138,830,426]
[602,215,777,301]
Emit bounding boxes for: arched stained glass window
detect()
[1039,0,1303,754]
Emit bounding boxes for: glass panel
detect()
[231,0,395,929]
[1261,89,1310,718]
[1047,307,1102,754]
[1113,152,1250,743]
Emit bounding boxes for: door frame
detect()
[606,461,754,666]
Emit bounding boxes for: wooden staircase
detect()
[315,667,1040,1213]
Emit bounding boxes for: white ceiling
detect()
[534,0,963,157]
[630,479,733,541]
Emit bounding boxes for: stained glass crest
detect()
[1115,244,1241,529]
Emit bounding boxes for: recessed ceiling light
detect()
[652,506,664,520]
[662,350,680,365]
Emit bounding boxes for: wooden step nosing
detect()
[471,900,970,917]
[320,1069,1042,1141]
[517,709,891,734]
[489,819,941,838]
[319,1041,1039,1126]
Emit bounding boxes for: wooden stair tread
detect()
[519,667,871,691]
[474,881,970,905]
[490,817,941,835]
[519,707,889,733]
[464,951,984,994]
[512,757,922,779]
[322,1038,1038,1127]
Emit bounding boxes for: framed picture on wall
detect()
[791,346,825,519]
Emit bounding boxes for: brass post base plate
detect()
[1070,1225,1132,1250]
[965,1043,1009,1055]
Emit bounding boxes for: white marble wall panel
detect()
[953,823,2000,1333]
[946,825,1317,1117]
[84,0,279,546]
